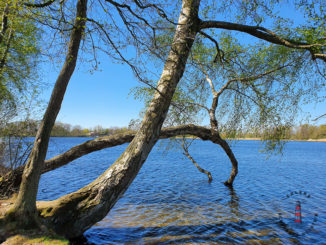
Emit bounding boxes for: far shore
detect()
[234,138,326,142]
[173,136,326,142]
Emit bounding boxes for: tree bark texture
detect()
[35,0,201,237]
[10,0,87,221]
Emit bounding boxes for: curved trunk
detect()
[217,137,238,187]
[38,1,201,238]
[9,0,87,223]
[207,89,238,187]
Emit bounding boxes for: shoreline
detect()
[230,138,326,142]
[175,136,326,142]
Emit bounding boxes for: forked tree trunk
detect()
[37,0,201,237]
[6,0,87,225]
[208,89,238,187]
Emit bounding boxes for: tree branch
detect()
[179,138,212,182]
[24,0,56,8]
[313,113,326,121]
[200,20,326,62]
[131,0,177,25]
[199,30,224,63]
[86,17,163,97]
[216,64,289,98]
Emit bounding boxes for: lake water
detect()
[38,138,326,244]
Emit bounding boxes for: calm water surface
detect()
[38,138,326,244]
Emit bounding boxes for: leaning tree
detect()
[1,0,325,241]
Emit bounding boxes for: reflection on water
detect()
[38,139,326,244]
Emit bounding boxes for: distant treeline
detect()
[0,120,130,137]
[223,124,326,140]
[50,122,130,137]
[1,121,326,140]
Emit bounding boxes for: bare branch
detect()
[105,0,156,34]
[179,138,212,182]
[131,0,177,25]
[86,17,161,94]
[199,30,224,64]
[313,113,326,121]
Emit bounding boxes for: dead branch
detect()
[179,138,212,182]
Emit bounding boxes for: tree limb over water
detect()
[0,124,235,198]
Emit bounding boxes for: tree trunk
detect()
[7,0,87,225]
[37,0,201,238]
[210,123,238,186]
[217,137,238,187]
[204,72,239,187]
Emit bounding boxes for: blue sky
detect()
[38,2,326,129]
[41,59,145,129]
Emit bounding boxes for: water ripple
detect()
[37,139,326,244]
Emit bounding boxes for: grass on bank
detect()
[2,233,69,245]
